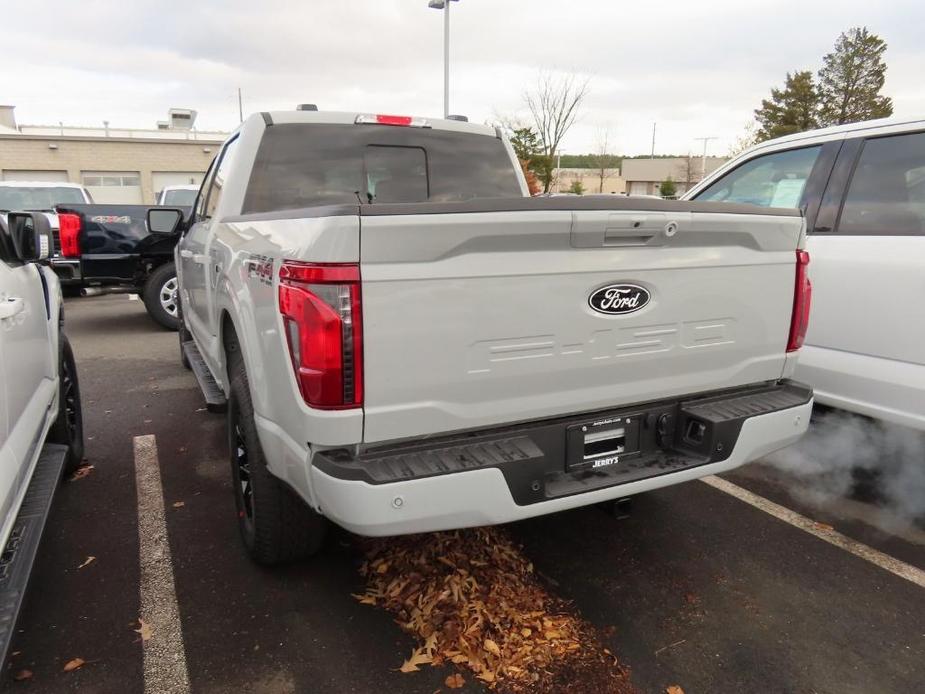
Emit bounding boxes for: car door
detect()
[800,130,925,428]
[175,161,218,340]
[180,136,238,342]
[0,255,54,534]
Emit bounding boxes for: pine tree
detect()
[817,27,893,126]
[754,71,819,142]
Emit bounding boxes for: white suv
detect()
[0,211,84,661]
[686,117,925,430]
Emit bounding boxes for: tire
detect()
[47,335,84,476]
[142,262,180,331]
[226,343,327,565]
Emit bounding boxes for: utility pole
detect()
[693,136,717,181]
[428,0,459,118]
[237,88,244,124]
[650,122,656,158]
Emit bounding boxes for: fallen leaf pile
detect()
[355,527,636,693]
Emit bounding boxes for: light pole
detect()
[555,151,562,193]
[428,0,459,118]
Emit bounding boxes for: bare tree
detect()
[524,70,590,192]
[589,128,616,194]
[729,121,758,157]
[676,154,700,192]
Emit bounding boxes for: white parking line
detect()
[134,435,191,693]
[701,475,925,590]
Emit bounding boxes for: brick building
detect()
[0,105,228,204]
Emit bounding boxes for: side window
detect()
[203,136,239,220]
[193,158,217,223]
[696,146,821,208]
[836,132,925,236]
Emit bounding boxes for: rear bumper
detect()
[49,257,82,284]
[311,380,813,536]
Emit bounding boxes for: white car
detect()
[0,181,94,287]
[155,185,199,207]
[0,211,84,660]
[685,117,925,430]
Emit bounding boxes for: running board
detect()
[0,443,68,665]
[182,340,227,412]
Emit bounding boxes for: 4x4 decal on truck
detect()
[243,254,274,287]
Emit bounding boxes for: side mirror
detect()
[147,208,185,235]
[7,212,52,262]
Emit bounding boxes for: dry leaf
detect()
[172,501,185,508]
[813,521,834,532]
[666,686,685,694]
[77,556,96,570]
[63,657,85,672]
[13,670,32,681]
[476,669,496,683]
[445,673,465,689]
[399,648,432,673]
[135,618,153,642]
[483,639,501,656]
[68,465,95,482]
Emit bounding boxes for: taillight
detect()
[57,213,81,258]
[787,250,812,352]
[278,261,363,409]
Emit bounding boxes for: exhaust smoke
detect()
[765,409,925,527]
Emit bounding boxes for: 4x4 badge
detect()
[588,284,650,315]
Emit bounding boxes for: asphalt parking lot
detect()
[5,294,924,693]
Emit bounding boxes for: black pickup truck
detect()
[53,204,185,329]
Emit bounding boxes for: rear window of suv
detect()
[242,124,523,214]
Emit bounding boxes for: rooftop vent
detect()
[167,108,197,130]
[0,105,17,130]
[446,114,468,122]
[297,104,319,111]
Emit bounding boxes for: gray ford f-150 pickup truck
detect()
[150,109,814,565]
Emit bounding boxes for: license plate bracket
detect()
[565,413,641,472]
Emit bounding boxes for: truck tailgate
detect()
[359,201,804,444]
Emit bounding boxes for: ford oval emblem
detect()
[588,284,650,315]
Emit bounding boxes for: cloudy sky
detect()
[6,0,924,156]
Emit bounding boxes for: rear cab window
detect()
[242,124,523,214]
[695,146,822,208]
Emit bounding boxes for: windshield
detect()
[0,186,87,211]
[162,189,198,206]
[243,124,523,214]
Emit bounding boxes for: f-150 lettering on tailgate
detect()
[466,318,736,375]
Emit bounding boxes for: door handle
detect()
[0,297,24,320]
[179,249,194,259]
[603,228,657,247]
